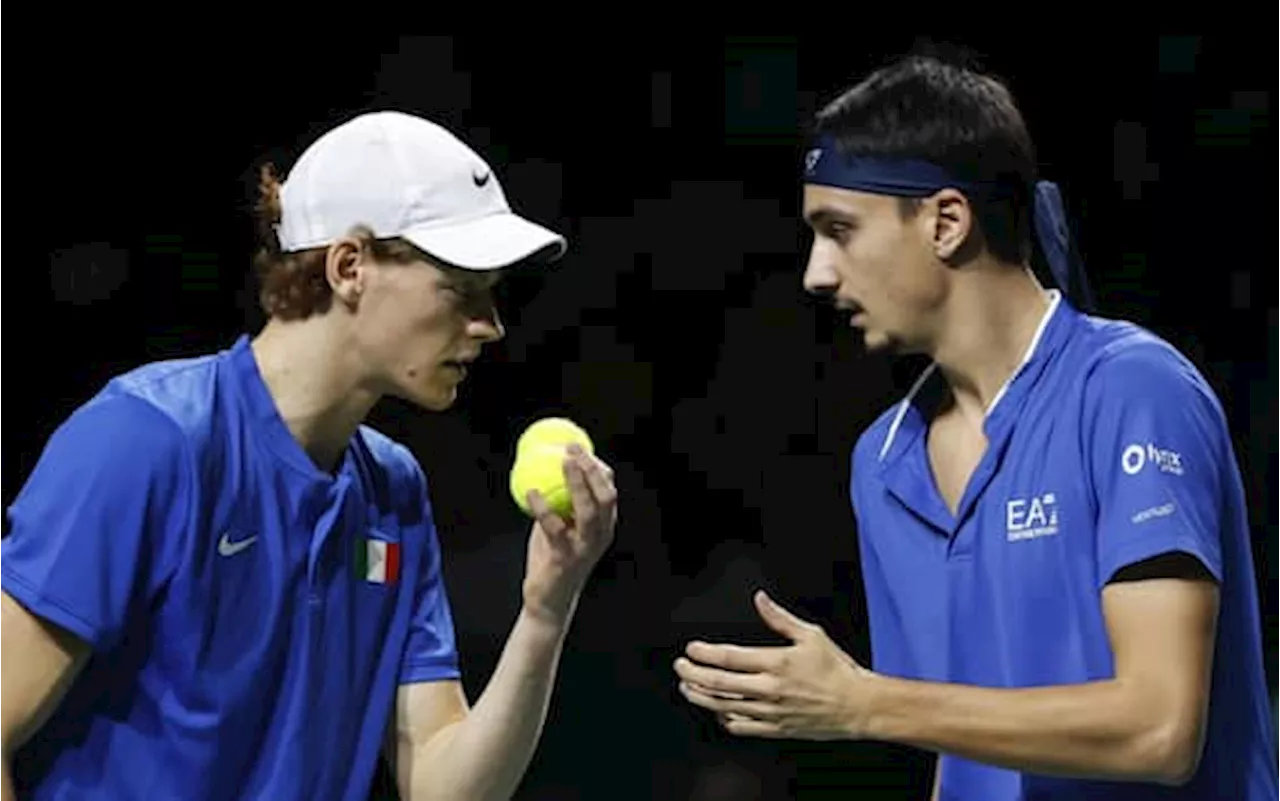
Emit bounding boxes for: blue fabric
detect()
[3,335,460,800]
[850,296,1277,799]
[803,135,1094,310]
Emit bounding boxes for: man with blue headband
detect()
[675,53,1276,799]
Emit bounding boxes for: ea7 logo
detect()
[1006,493,1059,542]
[1121,443,1184,476]
[805,148,823,173]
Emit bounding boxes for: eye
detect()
[825,221,853,242]
[444,283,494,313]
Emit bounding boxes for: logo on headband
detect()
[804,148,823,174]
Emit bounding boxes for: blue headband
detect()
[803,136,1094,310]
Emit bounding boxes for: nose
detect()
[467,304,505,344]
[803,241,839,299]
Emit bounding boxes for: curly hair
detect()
[252,164,427,320]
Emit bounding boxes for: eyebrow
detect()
[804,206,858,228]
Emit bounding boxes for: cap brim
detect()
[401,213,567,272]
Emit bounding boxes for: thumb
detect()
[754,590,814,640]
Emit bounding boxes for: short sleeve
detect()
[1084,344,1229,588]
[396,457,462,685]
[2,394,192,651]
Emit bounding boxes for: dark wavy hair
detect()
[811,44,1038,265]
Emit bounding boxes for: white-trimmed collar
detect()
[877,290,1063,462]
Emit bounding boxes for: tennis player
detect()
[674,54,1277,799]
[1,111,618,800]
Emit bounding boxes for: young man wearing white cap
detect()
[0,111,619,800]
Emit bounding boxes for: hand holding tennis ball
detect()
[509,417,597,520]
[512,417,619,626]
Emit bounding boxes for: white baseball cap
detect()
[276,111,567,270]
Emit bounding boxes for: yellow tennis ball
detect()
[510,444,575,518]
[516,417,594,458]
[509,417,595,519]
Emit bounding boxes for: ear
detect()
[325,236,367,309]
[929,188,974,261]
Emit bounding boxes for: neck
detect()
[929,263,1053,420]
[250,318,381,473]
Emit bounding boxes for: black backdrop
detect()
[9,32,1275,800]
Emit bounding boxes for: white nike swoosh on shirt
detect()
[218,533,258,557]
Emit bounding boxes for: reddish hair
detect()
[252,164,427,320]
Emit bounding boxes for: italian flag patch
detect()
[355,537,400,584]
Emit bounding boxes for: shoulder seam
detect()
[86,391,190,438]
[109,353,221,394]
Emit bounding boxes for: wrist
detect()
[517,595,578,639]
[521,574,586,629]
[851,669,896,741]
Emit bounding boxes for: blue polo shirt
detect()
[2,335,461,800]
[850,292,1277,799]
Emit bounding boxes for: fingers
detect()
[679,681,777,720]
[720,716,785,739]
[565,446,617,510]
[526,490,569,539]
[562,451,595,525]
[527,445,618,543]
[562,445,618,531]
[673,657,775,699]
[573,447,618,509]
[754,591,819,641]
[685,640,784,673]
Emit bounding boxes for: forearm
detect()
[407,606,571,801]
[864,674,1191,784]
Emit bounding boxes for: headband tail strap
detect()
[1032,181,1095,311]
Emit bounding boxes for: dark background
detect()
[8,32,1274,799]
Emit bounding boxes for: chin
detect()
[859,328,907,357]
[859,328,891,351]
[384,362,470,410]
[416,393,457,412]
[420,386,459,411]
[388,381,458,412]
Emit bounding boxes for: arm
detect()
[394,444,617,801]
[680,564,1216,788]
[0,396,192,798]
[858,346,1222,783]
[678,345,1227,788]
[863,565,1216,785]
[393,610,572,800]
[1,594,91,801]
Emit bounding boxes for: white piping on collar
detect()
[877,290,1062,462]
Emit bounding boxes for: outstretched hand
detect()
[675,590,875,741]
[521,444,618,627]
